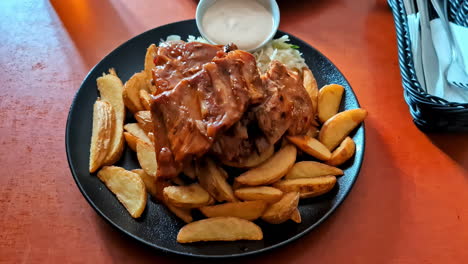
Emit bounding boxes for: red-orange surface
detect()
[1,0,467,263]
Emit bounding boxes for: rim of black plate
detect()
[65,19,366,258]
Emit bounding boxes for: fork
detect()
[431,0,468,90]
[451,81,468,89]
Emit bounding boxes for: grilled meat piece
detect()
[152,41,223,94]
[256,61,313,144]
[151,45,265,178]
[150,41,312,178]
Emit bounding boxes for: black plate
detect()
[66,19,365,258]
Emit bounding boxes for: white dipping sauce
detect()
[201,0,274,51]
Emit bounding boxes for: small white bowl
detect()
[195,0,280,52]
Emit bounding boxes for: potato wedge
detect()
[318,84,344,123]
[287,135,331,161]
[261,192,299,224]
[163,183,214,208]
[132,168,157,197]
[235,145,297,186]
[290,208,301,223]
[232,181,245,190]
[144,44,157,92]
[285,161,343,179]
[136,140,157,177]
[273,176,337,199]
[166,203,193,223]
[124,123,151,145]
[89,100,115,173]
[177,217,263,243]
[132,168,171,201]
[148,132,155,145]
[319,108,367,150]
[124,132,138,152]
[302,67,319,126]
[133,169,181,221]
[134,111,153,135]
[200,200,267,220]
[139,89,152,111]
[222,145,274,168]
[123,71,147,113]
[133,168,170,201]
[98,166,147,218]
[234,186,283,203]
[196,158,237,202]
[327,137,356,166]
[97,69,125,165]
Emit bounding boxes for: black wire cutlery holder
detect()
[388,0,468,131]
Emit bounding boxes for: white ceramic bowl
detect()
[195,0,280,52]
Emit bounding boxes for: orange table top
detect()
[1,0,467,263]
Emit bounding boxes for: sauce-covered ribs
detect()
[150,41,312,179]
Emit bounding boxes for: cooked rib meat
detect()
[211,110,271,165]
[211,113,254,163]
[152,41,223,94]
[255,61,313,144]
[151,45,265,178]
[150,41,312,178]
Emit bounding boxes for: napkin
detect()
[406,15,468,103]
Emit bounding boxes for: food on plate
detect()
[319,108,367,150]
[133,170,192,222]
[195,158,237,202]
[200,200,267,220]
[182,161,197,180]
[89,100,115,173]
[234,186,284,203]
[96,69,125,165]
[317,84,344,123]
[123,71,147,113]
[261,192,300,224]
[131,169,157,197]
[134,111,153,134]
[235,145,297,186]
[154,179,172,202]
[232,181,245,190]
[177,217,263,243]
[302,67,319,126]
[290,208,302,223]
[287,135,331,161]
[139,89,152,111]
[124,123,151,146]
[123,132,139,152]
[221,145,274,168]
[163,183,214,208]
[166,203,193,223]
[171,176,185,186]
[147,132,155,145]
[273,176,337,199]
[136,140,157,177]
[305,125,320,138]
[254,35,307,74]
[90,35,368,244]
[327,137,356,166]
[150,41,312,179]
[285,161,343,179]
[144,44,157,92]
[98,166,147,218]
[255,61,313,145]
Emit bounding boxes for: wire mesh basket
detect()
[388,0,468,131]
